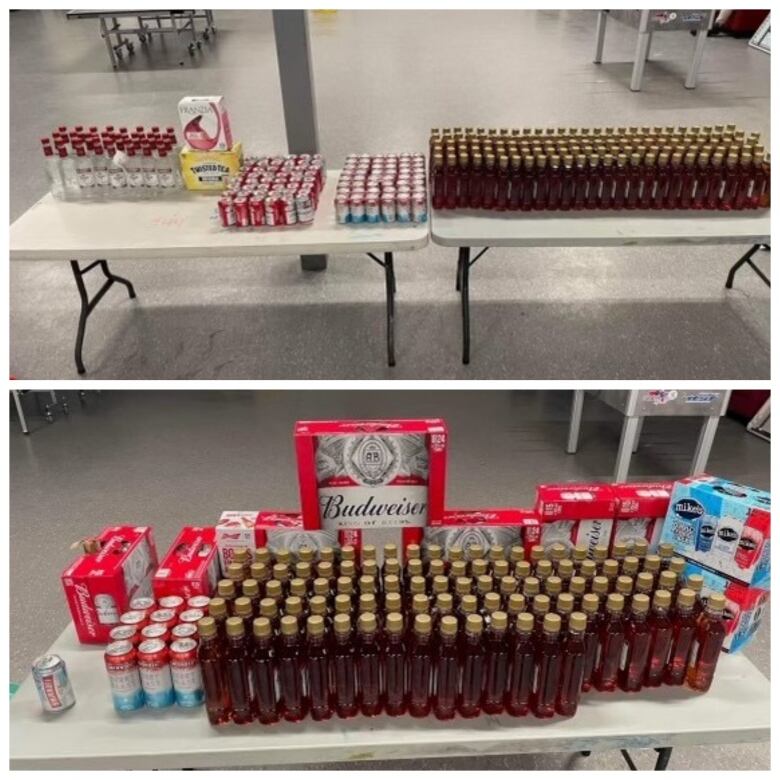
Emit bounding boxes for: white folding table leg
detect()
[567,390,585,454]
[645,29,653,60]
[630,11,652,91]
[12,391,29,435]
[614,416,641,482]
[690,416,720,475]
[685,26,709,89]
[594,10,607,63]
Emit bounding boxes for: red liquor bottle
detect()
[734,152,754,210]
[665,151,684,208]
[506,612,535,716]
[599,153,615,209]
[409,614,434,717]
[559,154,575,211]
[457,593,478,635]
[568,576,586,612]
[432,592,454,630]
[384,612,407,716]
[639,150,657,209]
[602,560,620,592]
[758,151,771,208]
[482,610,509,714]
[357,612,382,716]
[614,576,633,615]
[625,152,642,210]
[242,579,261,616]
[258,597,280,635]
[251,617,279,724]
[705,152,725,209]
[482,152,498,210]
[556,593,575,632]
[444,152,459,210]
[613,154,628,210]
[594,593,625,692]
[691,152,710,210]
[265,579,284,611]
[534,154,550,210]
[520,155,536,211]
[664,588,698,685]
[277,615,307,721]
[580,593,600,692]
[224,617,254,724]
[233,597,255,645]
[531,593,551,636]
[642,555,662,590]
[331,613,358,718]
[573,154,588,210]
[508,153,524,210]
[456,151,471,208]
[469,151,485,209]
[719,152,741,210]
[619,594,652,692]
[197,616,231,725]
[652,151,670,209]
[433,615,460,720]
[475,574,493,612]
[678,151,697,209]
[645,589,673,687]
[533,613,562,718]
[458,614,485,718]
[684,574,705,617]
[585,153,601,209]
[686,593,727,692]
[547,154,563,210]
[556,611,587,717]
[305,615,332,721]
[495,154,510,211]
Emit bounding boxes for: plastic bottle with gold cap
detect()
[250,560,270,590]
[457,613,485,718]
[406,614,433,717]
[250,616,279,723]
[706,151,726,209]
[534,612,563,718]
[571,544,589,572]
[543,574,563,601]
[208,597,229,641]
[535,558,553,581]
[356,612,382,716]
[595,593,625,692]
[514,559,531,581]
[258,596,279,633]
[305,615,331,720]
[684,573,705,616]
[383,611,406,716]
[479,609,507,713]
[505,611,535,716]
[687,593,727,691]
[331,613,358,717]
[224,616,253,723]
[522,574,541,601]
[289,577,308,603]
[665,588,698,685]
[634,571,654,598]
[242,578,261,616]
[531,593,551,635]
[217,580,237,615]
[622,554,640,579]
[557,593,576,630]
[284,596,306,634]
[620,593,651,692]
[226,561,245,590]
[580,593,601,692]
[557,611,587,716]
[254,545,272,565]
[197,616,231,724]
[645,589,674,687]
[233,596,255,644]
[568,575,586,611]
[429,615,458,720]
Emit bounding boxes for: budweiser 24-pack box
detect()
[611,482,672,553]
[61,526,158,644]
[152,526,220,600]
[216,510,338,572]
[295,419,448,538]
[424,508,540,560]
[535,484,616,557]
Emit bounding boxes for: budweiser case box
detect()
[659,475,770,588]
[535,484,616,557]
[295,419,448,532]
[152,526,220,600]
[611,482,673,553]
[683,560,768,653]
[61,526,158,644]
[178,95,233,151]
[216,510,338,574]
[424,508,540,560]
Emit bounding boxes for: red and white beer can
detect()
[396,193,411,223]
[335,195,350,224]
[187,595,211,611]
[129,596,156,618]
[137,639,174,708]
[218,197,236,228]
[109,624,140,646]
[149,608,178,630]
[104,640,144,711]
[32,654,76,713]
[349,194,366,223]
[234,196,250,228]
[179,608,205,624]
[365,194,380,223]
[119,610,148,630]
[171,622,199,641]
[169,638,204,708]
[249,194,265,226]
[158,595,185,614]
[381,195,396,223]
[264,196,279,226]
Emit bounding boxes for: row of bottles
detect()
[429,124,770,212]
[41,124,183,201]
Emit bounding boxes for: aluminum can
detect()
[179,608,205,625]
[349,194,366,223]
[171,623,199,641]
[32,654,76,713]
[104,640,144,711]
[119,610,148,630]
[158,595,185,614]
[412,193,428,223]
[365,194,380,223]
[281,194,297,225]
[295,190,315,223]
[108,624,140,646]
[335,196,350,224]
[186,596,211,610]
[169,638,204,707]
[396,193,411,223]
[233,196,250,228]
[380,195,396,223]
[264,195,279,226]
[149,608,178,630]
[249,194,265,226]
[128,596,155,618]
[141,623,170,643]
[218,197,236,228]
[137,639,174,708]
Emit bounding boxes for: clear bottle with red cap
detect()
[40,139,65,200]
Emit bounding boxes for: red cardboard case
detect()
[152,526,220,600]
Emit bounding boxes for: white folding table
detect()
[9,622,770,770]
[430,209,770,364]
[9,171,429,372]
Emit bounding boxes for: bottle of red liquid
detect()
[520,155,536,211]
[433,615,460,720]
[651,151,670,209]
[242,579,262,616]
[233,597,255,646]
[579,593,600,692]
[758,151,770,208]
[573,154,588,211]
[432,592,455,631]
[430,152,446,210]
[585,153,601,209]
[639,150,657,209]
[734,152,754,210]
[720,152,742,210]
[533,613,562,718]
[508,153,524,210]
[664,588,698,685]
[531,593,551,636]
[559,154,575,211]
[305,615,332,721]
[457,151,471,208]
[678,151,697,209]
[594,593,625,692]
[495,154,510,211]
[331,613,358,718]
[357,612,382,716]
[645,589,673,687]
[459,613,485,718]
[469,151,485,209]
[197,616,231,725]
[384,612,407,716]
[642,555,662,591]
[457,592,479,635]
[625,152,643,210]
[665,151,684,208]
[613,154,628,210]
[277,615,307,720]
[208,597,229,642]
[224,617,254,724]
[691,152,710,210]
[619,594,652,692]
[409,614,433,717]
[445,152,459,210]
[251,617,279,724]
[534,155,550,210]
[482,610,509,714]
[258,597,280,635]
[506,612,534,716]
[547,154,563,210]
[686,593,728,691]
[705,152,725,209]
[556,611,587,716]
[599,153,615,209]
[482,152,498,210]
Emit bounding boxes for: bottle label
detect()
[139,664,174,708]
[143,170,159,188]
[77,171,94,188]
[94,168,110,187]
[108,667,145,711]
[110,168,127,189]
[127,170,144,188]
[159,170,175,188]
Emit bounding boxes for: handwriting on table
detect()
[150,214,186,228]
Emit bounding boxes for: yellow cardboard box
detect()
[179,142,243,191]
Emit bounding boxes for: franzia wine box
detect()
[535,484,616,557]
[216,510,338,573]
[295,419,448,533]
[61,526,158,644]
[659,475,770,588]
[152,526,220,600]
[178,95,233,151]
[682,560,768,653]
[611,482,673,553]
[424,508,540,560]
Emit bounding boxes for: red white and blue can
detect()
[186,595,211,611]
[104,640,145,711]
[149,608,178,630]
[137,639,175,708]
[171,622,199,641]
[335,196,350,224]
[141,623,170,644]
[169,638,204,708]
[32,654,76,713]
[158,595,185,614]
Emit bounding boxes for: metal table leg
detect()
[614,415,641,482]
[71,259,137,374]
[725,244,771,289]
[690,415,720,475]
[99,15,118,68]
[630,11,652,91]
[567,390,585,454]
[685,24,709,88]
[632,417,644,453]
[11,391,29,435]
[459,246,470,364]
[594,10,607,63]
[368,252,397,367]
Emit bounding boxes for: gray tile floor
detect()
[9,10,771,379]
[9,390,770,769]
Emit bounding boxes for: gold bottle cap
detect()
[385,574,401,593]
[569,575,586,595]
[465,613,484,635]
[280,615,298,636]
[532,593,551,613]
[285,596,303,616]
[455,576,473,596]
[708,593,726,611]
[333,613,351,634]
[449,546,465,561]
[476,574,493,594]
[265,577,284,596]
[234,596,252,617]
[307,615,325,636]
[636,572,654,592]
[592,575,609,595]
[430,559,446,577]
[580,560,597,578]
[536,560,553,578]
[336,575,352,595]
[515,560,531,578]
[361,544,377,562]
[493,559,510,577]
[515,612,533,633]
[275,548,291,565]
[558,559,574,578]
[385,612,404,634]
[490,610,508,630]
[362,560,379,577]
[500,575,517,595]
[529,545,545,562]
[242,578,259,597]
[653,589,672,609]
[572,544,589,561]
[295,561,311,579]
[316,560,333,578]
[563,154,575,167]
[617,153,628,166]
[446,151,457,167]
[272,563,288,581]
[659,571,677,591]
[252,616,272,638]
[582,593,599,614]
[686,574,704,593]
[254,546,271,564]
[208,597,227,618]
[341,544,356,561]
[384,558,401,577]
[545,575,563,596]
[250,562,268,581]
[309,595,327,615]
[226,616,244,637]
[259,597,277,618]
[623,555,640,575]
[550,154,561,168]
[358,612,377,633]
[472,559,488,577]
[379,542,397,560]
[319,546,335,563]
[449,559,468,579]
[461,594,478,614]
[557,593,575,614]
[644,554,661,572]
[569,611,587,632]
[198,616,217,638]
[575,154,587,167]
[615,575,633,595]
[412,593,429,613]
[484,592,501,613]
[359,574,375,593]
[410,575,427,594]
[358,593,376,614]
[334,593,352,614]
[217,580,235,598]
[436,592,454,610]
[603,560,619,578]
[607,593,625,613]
[297,546,315,563]
[440,615,458,636]
[226,562,244,581]
[290,578,307,598]
[523,576,541,596]
[385,592,402,612]
[507,593,526,613]
[543,613,562,634]
[414,613,433,635]
[407,558,424,576]
[432,574,449,594]
[632,593,651,613]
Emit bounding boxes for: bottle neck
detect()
[253,635,272,650]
